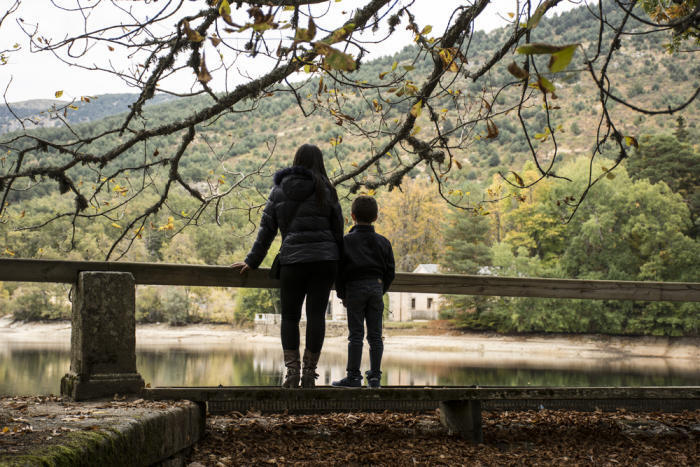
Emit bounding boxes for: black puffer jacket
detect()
[245,166,344,268]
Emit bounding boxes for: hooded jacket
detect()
[335,224,395,300]
[244,166,344,268]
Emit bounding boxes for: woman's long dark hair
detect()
[293,144,338,205]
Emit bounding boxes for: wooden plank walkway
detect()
[1,258,699,301]
[143,386,700,442]
[143,386,700,402]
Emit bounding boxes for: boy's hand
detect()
[230,261,251,274]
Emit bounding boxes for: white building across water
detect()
[387,264,441,321]
[256,263,443,324]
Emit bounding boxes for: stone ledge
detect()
[0,399,204,467]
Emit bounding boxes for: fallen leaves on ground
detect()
[187,409,699,466]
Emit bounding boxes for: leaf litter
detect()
[187,409,699,466]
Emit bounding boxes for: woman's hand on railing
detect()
[230,262,251,275]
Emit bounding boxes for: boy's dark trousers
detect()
[343,278,384,379]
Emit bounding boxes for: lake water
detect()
[2,341,699,396]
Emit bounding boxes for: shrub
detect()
[135,286,166,323]
[10,285,70,321]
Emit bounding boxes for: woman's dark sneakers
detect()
[331,376,362,388]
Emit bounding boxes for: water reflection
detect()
[1,342,698,396]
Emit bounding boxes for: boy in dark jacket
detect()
[333,195,395,388]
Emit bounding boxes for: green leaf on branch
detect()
[548,44,579,73]
[536,74,556,93]
[517,43,570,55]
[295,18,316,42]
[314,43,356,71]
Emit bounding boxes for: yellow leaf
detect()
[508,12,515,18]
[3,248,15,257]
[410,125,421,136]
[391,61,397,71]
[366,189,376,196]
[68,105,79,110]
[158,216,175,231]
[219,0,231,16]
[55,90,63,98]
[421,25,432,35]
[111,223,122,229]
[624,135,639,148]
[351,162,358,167]
[410,100,422,118]
[2,426,10,433]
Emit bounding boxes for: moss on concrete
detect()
[0,403,203,467]
[1,430,115,467]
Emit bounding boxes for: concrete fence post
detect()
[61,271,144,400]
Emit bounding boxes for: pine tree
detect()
[440,209,493,325]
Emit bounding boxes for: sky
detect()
[1,0,582,103]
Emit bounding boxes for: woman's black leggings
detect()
[279,261,337,353]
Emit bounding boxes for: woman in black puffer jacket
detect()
[232,144,343,388]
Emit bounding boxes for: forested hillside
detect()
[0,1,697,336]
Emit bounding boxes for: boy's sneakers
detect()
[332,376,362,388]
[365,371,381,388]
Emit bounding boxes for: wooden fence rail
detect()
[1,258,699,301]
[1,257,698,439]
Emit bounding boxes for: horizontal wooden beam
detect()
[143,386,700,402]
[0,258,698,301]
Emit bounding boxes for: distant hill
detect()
[1,1,698,190]
[0,93,175,133]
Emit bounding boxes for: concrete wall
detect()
[388,291,441,321]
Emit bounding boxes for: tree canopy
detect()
[0,0,698,258]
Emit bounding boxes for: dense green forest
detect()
[0,2,698,336]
